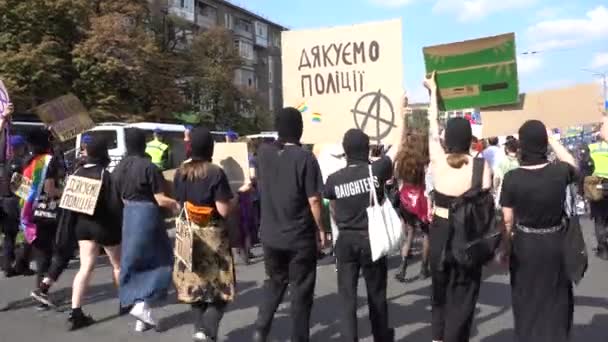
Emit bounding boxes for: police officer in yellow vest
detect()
[146,128,170,171]
[588,128,608,260]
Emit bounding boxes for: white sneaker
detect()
[130,302,156,327]
[193,331,209,341]
[135,320,146,332]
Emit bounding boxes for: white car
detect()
[75,122,226,171]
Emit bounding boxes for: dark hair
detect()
[179,160,209,182]
[395,133,429,185]
[505,139,519,154]
[488,137,499,146]
[370,145,384,158]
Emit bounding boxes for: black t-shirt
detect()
[324,156,393,230]
[112,155,165,204]
[257,143,323,249]
[173,163,234,212]
[73,164,122,232]
[500,161,577,228]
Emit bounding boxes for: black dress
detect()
[500,162,577,342]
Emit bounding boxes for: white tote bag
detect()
[367,165,404,261]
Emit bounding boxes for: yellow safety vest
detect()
[589,142,608,178]
[146,139,169,169]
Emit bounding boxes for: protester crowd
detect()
[0,72,605,342]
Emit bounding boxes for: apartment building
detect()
[168,0,286,115]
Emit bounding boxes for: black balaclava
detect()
[342,129,370,164]
[190,127,214,162]
[275,107,303,145]
[125,128,147,157]
[518,120,548,166]
[86,137,111,168]
[26,128,52,155]
[444,117,472,154]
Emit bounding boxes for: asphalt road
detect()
[1,219,607,342]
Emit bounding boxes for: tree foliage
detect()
[0,0,270,131]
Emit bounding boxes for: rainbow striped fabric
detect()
[20,154,52,243]
[297,102,308,113]
[312,113,322,123]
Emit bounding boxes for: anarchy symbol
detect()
[351,90,396,142]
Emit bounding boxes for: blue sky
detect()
[239,0,608,102]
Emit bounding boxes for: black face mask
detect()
[444,118,472,154]
[190,127,214,162]
[518,120,548,166]
[343,129,370,164]
[276,107,303,145]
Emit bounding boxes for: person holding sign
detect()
[64,137,122,330]
[426,72,493,342]
[112,128,179,332]
[172,127,235,342]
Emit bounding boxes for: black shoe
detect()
[252,329,268,342]
[418,262,431,280]
[394,258,408,283]
[68,311,95,331]
[4,267,19,278]
[596,247,608,261]
[31,289,54,307]
[20,268,35,277]
[35,303,50,311]
[119,304,134,316]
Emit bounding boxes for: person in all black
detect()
[253,107,326,342]
[426,73,492,342]
[499,120,578,342]
[66,137,122,330]
[2,135,34,277]
[323,129,396,342]
[172,127,235,342]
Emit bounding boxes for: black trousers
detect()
[593,216,608,249]
[429,217,482,342]
[192,301,227,339]
[255,244,317,342]
[335,230,392,342]
[1,196,25,271]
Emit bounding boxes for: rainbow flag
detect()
[297,102,308,113]
[19,154,52,243]
[312,112,322,123]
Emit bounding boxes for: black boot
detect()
[67,308,95,331]
[395,257,408,283]
[418,259,431,280]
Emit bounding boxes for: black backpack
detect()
[446,158,501,269]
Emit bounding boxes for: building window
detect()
[224,13,233,29]
[234,40,254,60]
[198,3,216,18]
[272,31,281,48]
[180,0,185,7]
[268,56,274,83]
[269,87,274,111]
[236,18,252,32]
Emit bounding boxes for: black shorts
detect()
[75,219,121,247]
[399,206,429,234]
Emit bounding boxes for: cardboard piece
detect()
[35,94,95,141]
[175,211,193,271]
[59,175,103,216]
[282,19,404,144]
[0,80,10,118]
[424,33,519,111]
[10,173,32,200]
[214,142,250,193]
[480,83,604,138]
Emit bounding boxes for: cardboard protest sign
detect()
[175,211,193,271]
[214,142,250,193]
[480,83,604,138]
[35,94,95,141]
[0,80,10,118]
[10,173,32,200]
[424,33,519,111]
[59,175,103,215]
[282,19,404,144]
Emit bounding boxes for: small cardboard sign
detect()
[59,175,103,215]
[424,33,519,111]
[35,94,95,141]
[0,80,10,118]
[480,83,604,138]
[282,19,404,144]
[10,173,32,200]
[175,213,193,271]
[214,142,250,193]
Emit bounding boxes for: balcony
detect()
[196,14,217,28]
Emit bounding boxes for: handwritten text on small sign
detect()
[10,173,32,200]
[59,175,102,215]
[175,213,193,271]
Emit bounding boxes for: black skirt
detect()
[510,229,573,342]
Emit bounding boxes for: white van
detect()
[75,123,227,171]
